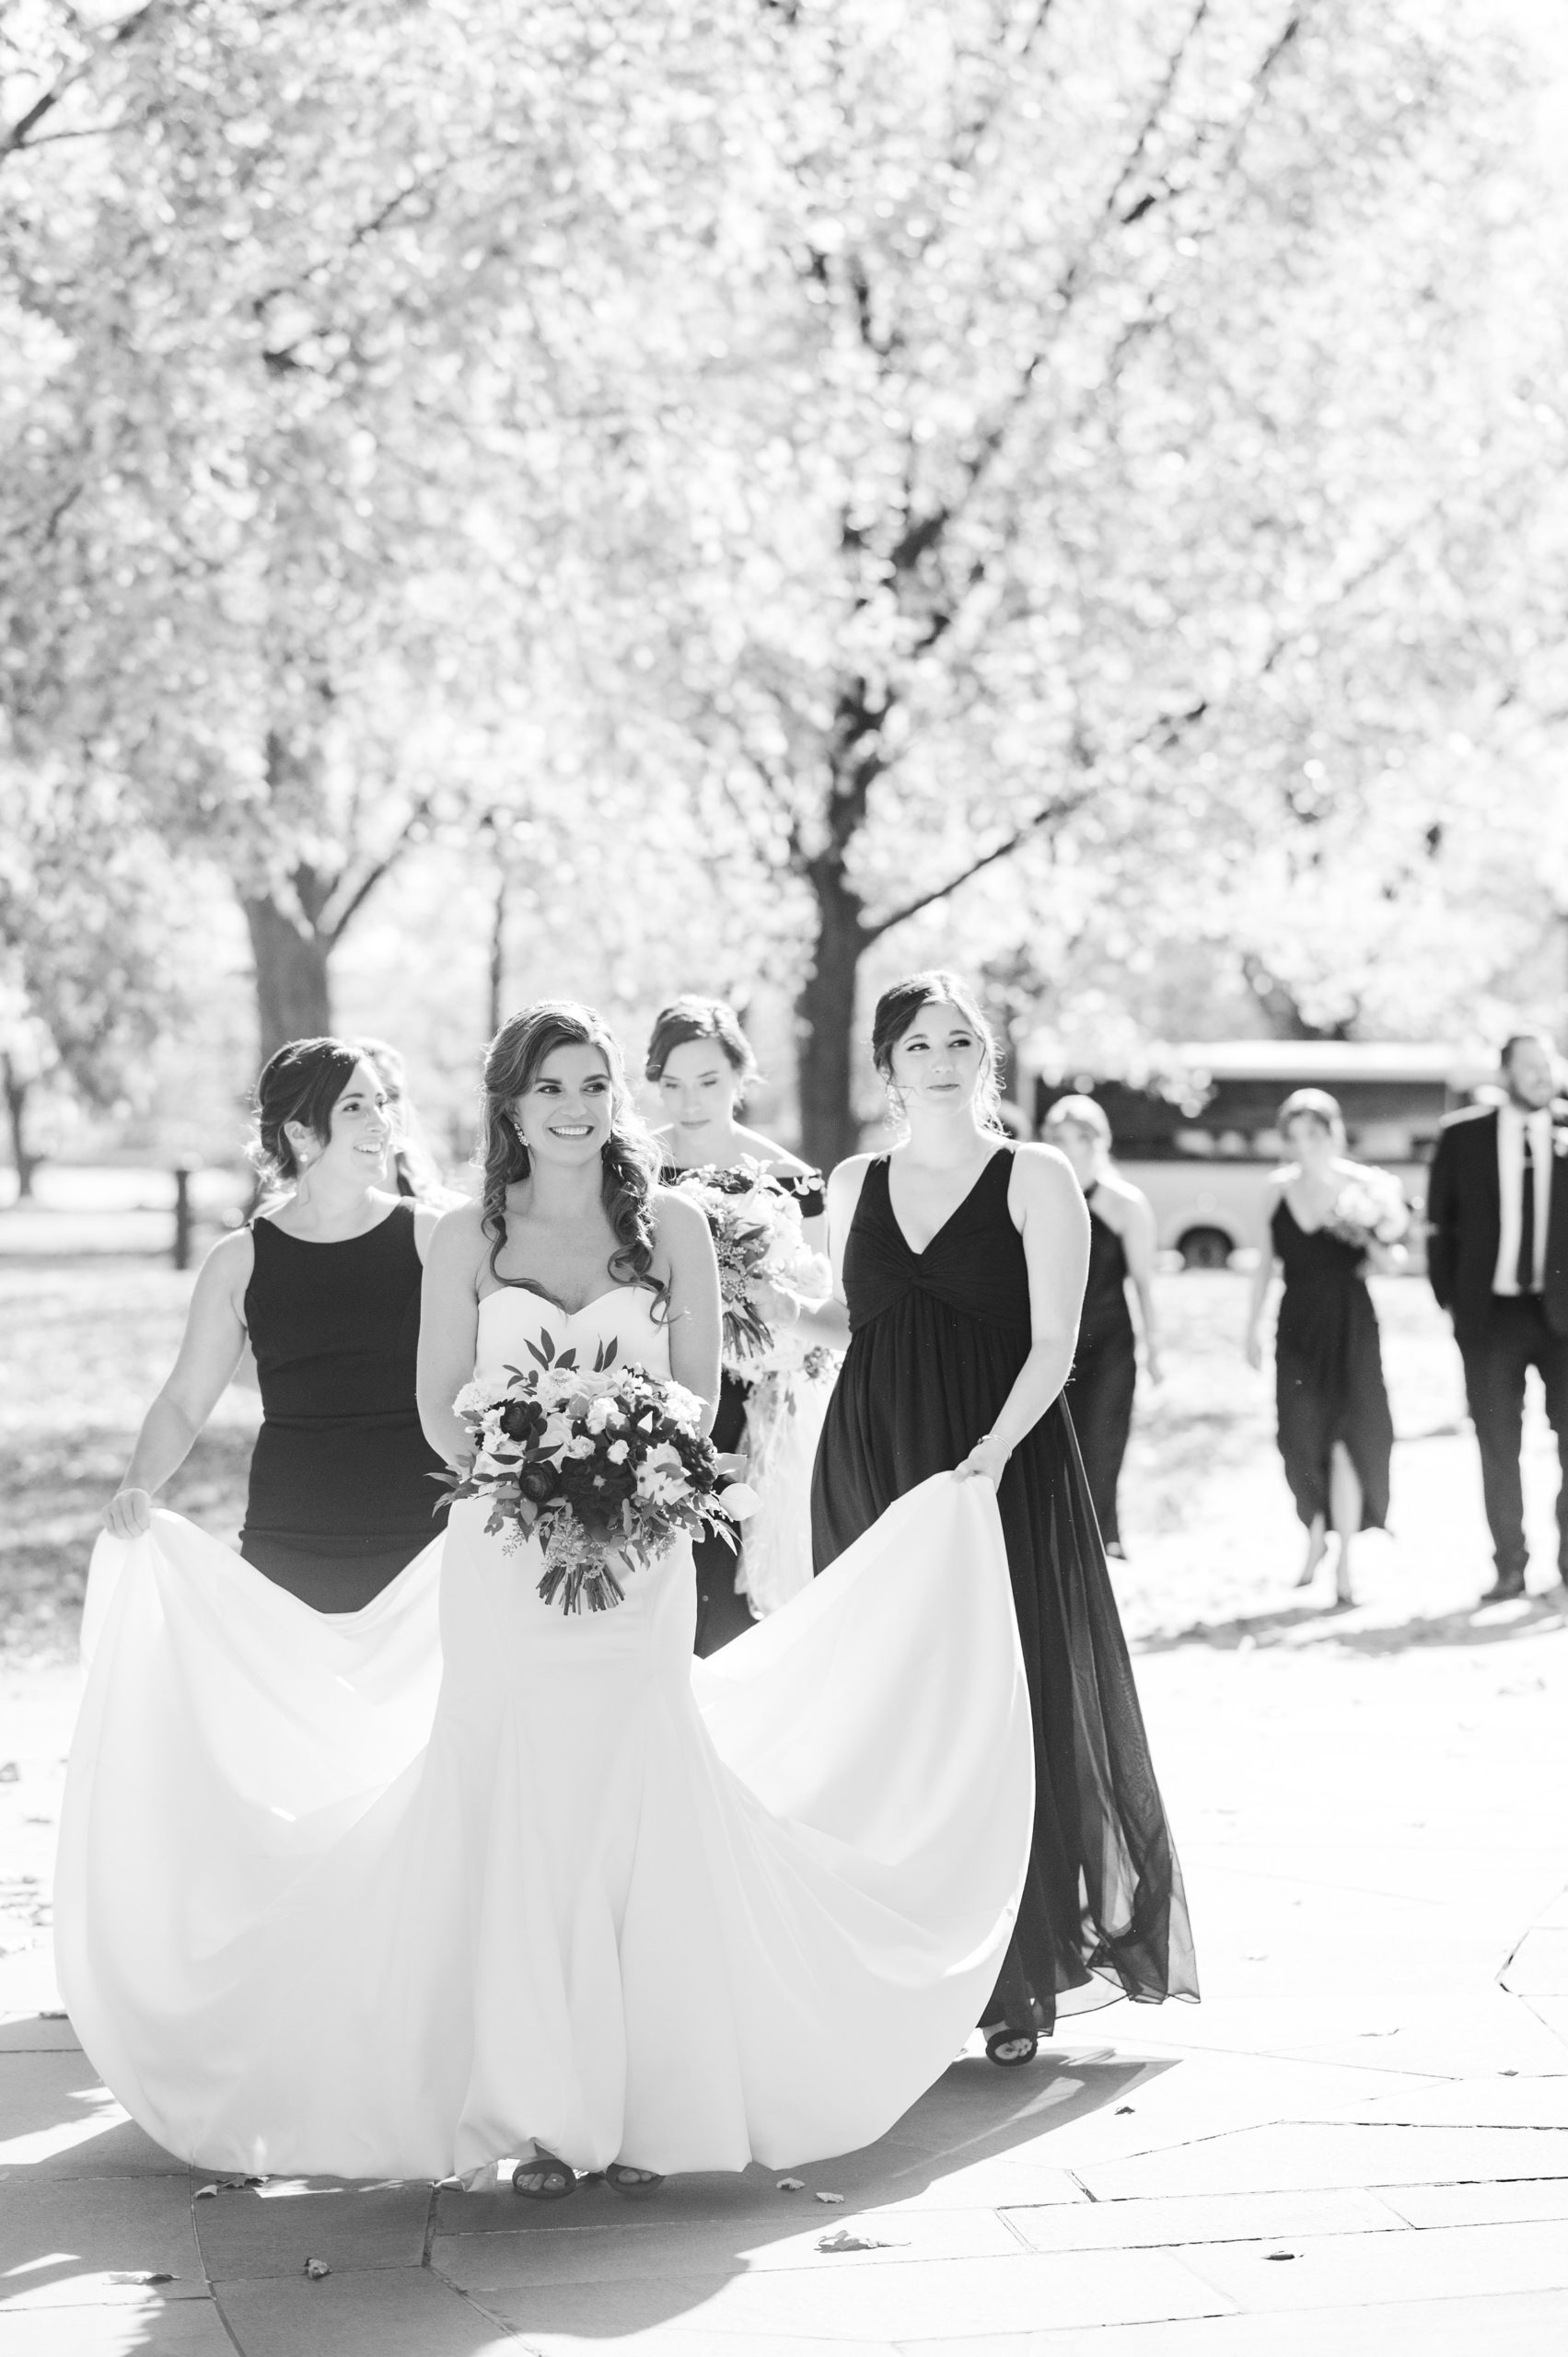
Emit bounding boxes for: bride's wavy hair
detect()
[478,1001,667,1306]
[871,970,1005,1132]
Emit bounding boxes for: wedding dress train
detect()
[55,1285,1033,2181]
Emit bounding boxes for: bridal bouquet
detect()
[1326,1170,1409,1255]
[670,1160,832,1375]
[440,1331,756,1616]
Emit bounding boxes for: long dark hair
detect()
[248,1037,363,1188]
[479,1001,666,1304]
[870,970,1004,1130]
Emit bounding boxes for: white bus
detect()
[1017,1039,1497,1268]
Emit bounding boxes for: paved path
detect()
[3,1427,1567,2353]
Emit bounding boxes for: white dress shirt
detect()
[1493,1102,1552,1295]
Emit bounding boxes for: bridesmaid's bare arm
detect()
[1244,1173,1287,1368]
[106,1229,254,1538]
[954,1146,1088,1487]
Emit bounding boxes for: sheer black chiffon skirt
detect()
[813,1295,1197,2037]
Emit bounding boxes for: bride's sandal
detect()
[512,2149,575,2200]
[985,2029,1039,2068]
[606,2161,666,2196]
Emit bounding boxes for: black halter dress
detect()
[811,1150,1197,2037]
[1063,1188,1138,1551]
[239,1202,448,1612]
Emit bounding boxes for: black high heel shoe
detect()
[985,2029,1039,2067]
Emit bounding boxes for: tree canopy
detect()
[3,0,1564,1167]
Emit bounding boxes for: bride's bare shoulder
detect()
[653,1186,711,1251]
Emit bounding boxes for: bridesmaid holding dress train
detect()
[811,971,1197,2061]
[104,1038,447,1611]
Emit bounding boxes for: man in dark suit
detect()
[1427,1032,1568,1603]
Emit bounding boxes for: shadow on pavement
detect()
[424,2048,1176,2342]
[1136,1593,1568,1656]
[0,2036,1177,2351]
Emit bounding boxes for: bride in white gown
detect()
[56,1001,1034,2191]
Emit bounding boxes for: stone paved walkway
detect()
[3,1425,1567,2352]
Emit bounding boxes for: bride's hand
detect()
[105,1488,153,1539]
[955,1434,1010,1487]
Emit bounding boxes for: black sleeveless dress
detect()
[1065,1188,1138,1551]
[811,1151,1197,2037]
[1271,1197,1394,1530]
[662,1160,825,1656]
[239,1202,448,1612]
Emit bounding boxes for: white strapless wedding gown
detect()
[55,1285,1033,2181]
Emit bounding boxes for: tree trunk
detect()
[242,889,333,1064]
[796,864,869,1173]
[1,1054,41,1200]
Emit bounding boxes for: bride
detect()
[55,1001,1034,2191]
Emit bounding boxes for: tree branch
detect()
[864,786,1094,942]
[881,0,1214,602]
[320,798,432,943]
[942,0,1214,524]
[0,3,152,166]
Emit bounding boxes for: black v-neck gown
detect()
[811,1151,1197,2037]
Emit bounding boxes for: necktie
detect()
[1517,1127,1538,1295]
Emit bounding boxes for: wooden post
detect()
[172,1160,197,1271]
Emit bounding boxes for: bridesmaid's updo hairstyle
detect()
[1277,1086,1346,1149]
[479,1001,667,1303]
[871,970,1005,1132]
[249,1037,362,1188]
[644,996,761,1097]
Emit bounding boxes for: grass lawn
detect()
[0,1261,260,1664]
[0,1260,1469,1666]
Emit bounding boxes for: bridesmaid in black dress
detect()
[1043,1096,1163,1558]
[645,996,827,1655]
[1244,1087,1402,1608]
[812,971,1197,2063]
[105,1039,447,1610]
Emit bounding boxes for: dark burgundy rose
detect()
[518,1459,561,1504]
[500,1395,549,1444]
[560,1457,637,1516]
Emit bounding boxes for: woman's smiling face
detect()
[513,1044,615,1167]
[287,1060,389,1182]
[886,999,987,1111]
